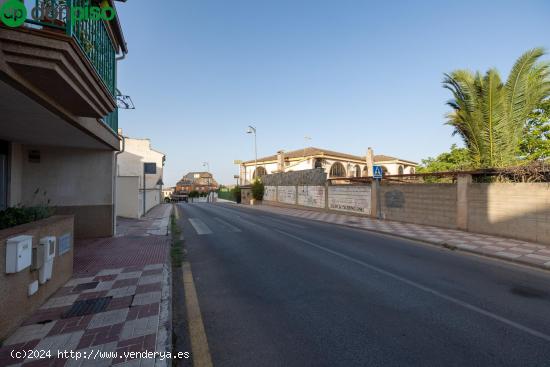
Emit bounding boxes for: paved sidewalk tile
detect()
[1,207,172,367]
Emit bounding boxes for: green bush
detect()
[251,180,264,201]
[189,190,199,198]
[0,206,54,230]
[232,186,242,203]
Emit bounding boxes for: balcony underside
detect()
[0,78,118,150]
[0,27,116,119]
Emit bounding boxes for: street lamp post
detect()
[246,125,257,183]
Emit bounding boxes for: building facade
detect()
[0,1,128,238]
[176,172,219,194]
[116,133,166,219]
[240,147,417,185]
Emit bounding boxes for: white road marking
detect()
[274,229,550,343]
[214,217,242,232]
[189,218,213,235]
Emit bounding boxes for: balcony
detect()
[0,0,124,134]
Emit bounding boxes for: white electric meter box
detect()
[5,235,33,273]
[38,236,56,284]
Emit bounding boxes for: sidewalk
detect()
[244,203,550,271]
[0,204,173,367]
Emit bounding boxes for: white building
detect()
[240,147,417,185]
[116,133,166,218]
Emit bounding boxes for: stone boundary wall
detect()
[468,183,550,245]
[258,176,550,246]
[298,186,325,208]
[380,184,457,228]
[328,186,371,214]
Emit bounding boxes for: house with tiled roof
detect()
[239,147,417,185]
[176,172,219,194]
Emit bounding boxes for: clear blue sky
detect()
[115,0,549,186]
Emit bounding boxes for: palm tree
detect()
[443,48,550,168]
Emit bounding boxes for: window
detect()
[398,165,404,175]
[362,166,369,177]
[382,166,389,176]
[314,158,323,169]
[253,166,267,178]
[355,165,361,177]
[329,162,346,177]
[410,167,416,174]
[0,141,8,210]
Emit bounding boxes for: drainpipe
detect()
[113,134,125,235]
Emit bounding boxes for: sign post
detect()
[143,163,157,216]
[373,165,383,219]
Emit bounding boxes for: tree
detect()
[251,179,264,201]
[519,99,550,161]
[443,48,550,168]
[417,144,471,173]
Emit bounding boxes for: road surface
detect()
[177,202,550,367]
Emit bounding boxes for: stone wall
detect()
[277,186,297,204]
[255,170,550,245]
[264,186,277,202]
[328,186,371,214]
[468,183,550,244]
[380,183,457,228]
[297,186,325,208]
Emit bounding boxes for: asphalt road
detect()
[178,202,550,367]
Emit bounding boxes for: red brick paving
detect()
[136,283,162,294]
[47,315,93,336]
[74,237,169,275]
[105,296,134,312]
[126,303,160,321]
[76,323,124,350]
[113,334,156,364]
[112,278,139,289]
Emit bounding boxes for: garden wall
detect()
[380,184,457,228]
[0,216,74,341]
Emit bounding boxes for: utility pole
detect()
[247,125,257,183]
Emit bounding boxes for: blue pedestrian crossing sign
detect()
[373,165,383,179]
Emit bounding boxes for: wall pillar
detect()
[324,181,329,211]
[456,174,472,230]
[371,179,379,218]
[366,147,374,177]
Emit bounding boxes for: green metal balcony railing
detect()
[103,107,118,132]
[23,0,118,131]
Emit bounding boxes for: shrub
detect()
[0,206,54,230]
[232,186,242,203]
[251,180,264,201]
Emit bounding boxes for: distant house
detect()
[176,172,219,193]
[162,187,175,200]
[116,133,166,219]
[240,147,417,185]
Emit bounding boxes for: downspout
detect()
[113,134,125,235]
[112,47,127,235]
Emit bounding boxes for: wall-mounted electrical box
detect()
[38,237,56,284]
[28,280,39,296]
[5,235,33,273]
